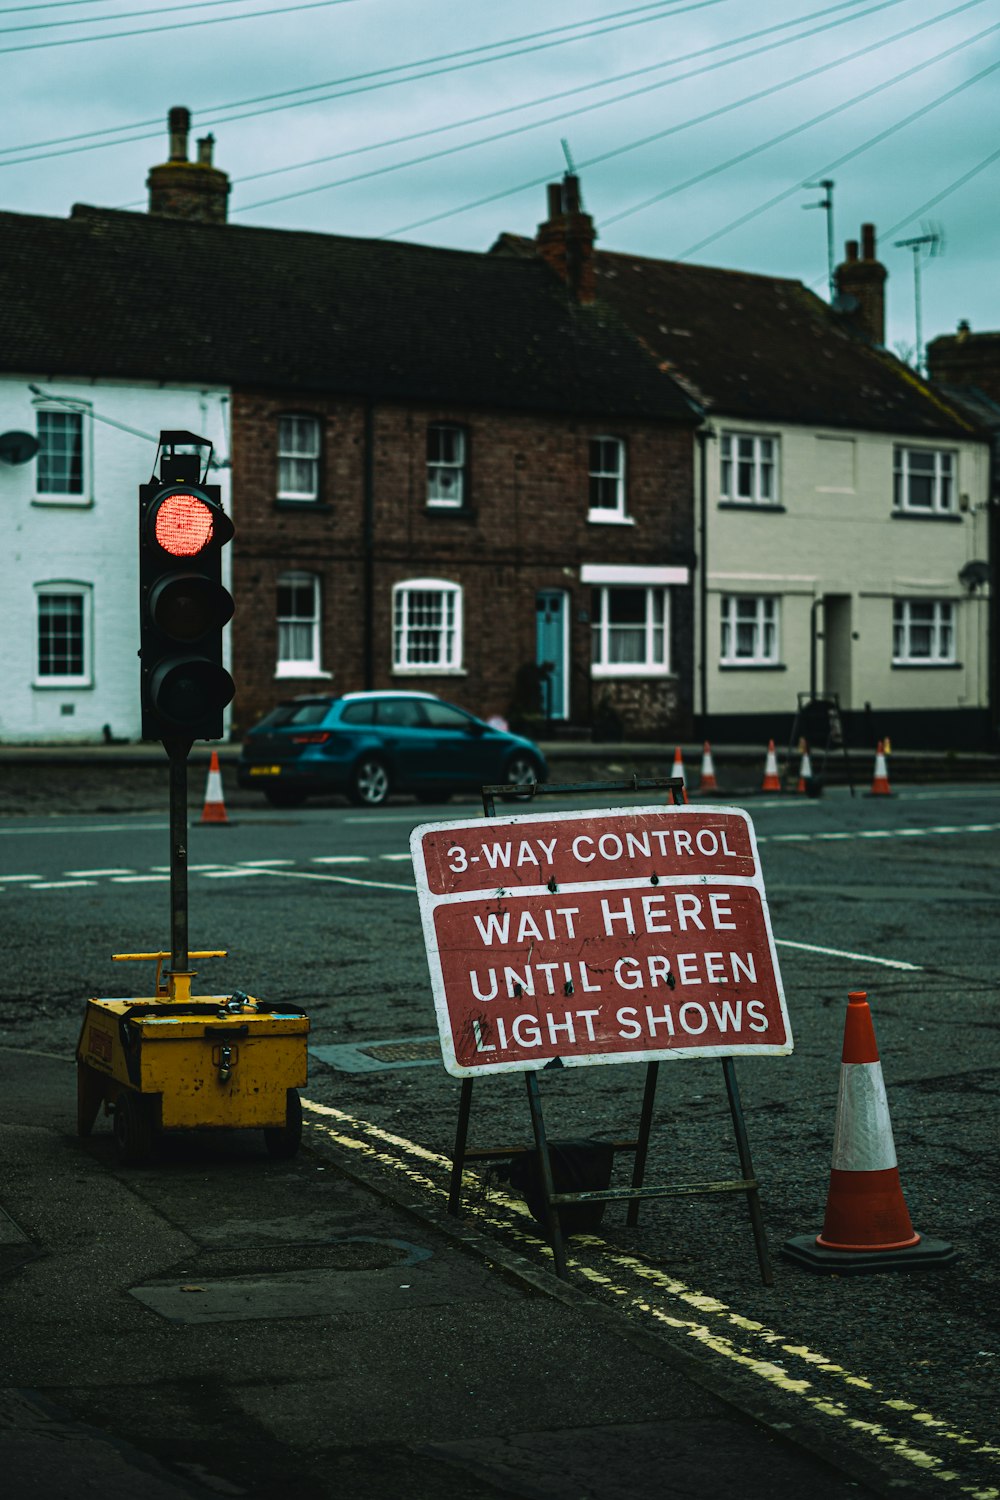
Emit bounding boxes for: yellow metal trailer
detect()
[76,952,309,1165]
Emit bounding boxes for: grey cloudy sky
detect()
[4,0,998,358]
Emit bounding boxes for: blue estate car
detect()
[236,691,548,808]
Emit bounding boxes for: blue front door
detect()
[535,590,568,721]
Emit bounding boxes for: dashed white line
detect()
[237,858,296,867]
[28,879,96,890]
[380,853,412,862]
[202,868,271,880]
[65,867,134,877]
[312,855,368,864]
[1,874,44,882]
[110,874,171,884]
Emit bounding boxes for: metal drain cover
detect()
[309,1035,442,1073]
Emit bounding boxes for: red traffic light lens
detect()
[154,492,214,557]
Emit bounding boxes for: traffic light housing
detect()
[139,440,235,743]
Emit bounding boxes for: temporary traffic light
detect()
[139,435,235,743]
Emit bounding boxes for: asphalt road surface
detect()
[1,774,999,1496]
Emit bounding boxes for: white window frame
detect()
[33,399,92,506]
[392,578,463,673]
[893,446,955,515]
[720,594,780,666]
[720,431,778,506]
[34,582,92,687]
[426,423,466,509]
[277,415,321,502]
[588,436,631,523]
[276,571,326,677]
[892,599,956,664]
[590,585,670,677]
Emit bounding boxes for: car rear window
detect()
[255,701,332,730]
[423,701,474,729]
[340,700,378,724]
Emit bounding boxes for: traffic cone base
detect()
[761,738,781,792]
[200,750,229,825]
[783,1233,957,1274]
[816,1167,919,1252]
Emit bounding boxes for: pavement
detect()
[0,1048,877,1500]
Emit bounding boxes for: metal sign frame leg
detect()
[525,1071,568,1279]
[722,1057,774,1285]
[626,1061,659,1228]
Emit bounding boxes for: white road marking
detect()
[1,874,44,882]
[224,866,413,893]
[110,874,170,884]
[380,853,412,862]
[312,855,368,864]
[776,938,921,971]
[236,858,295,867]
[201,868,271,880]
[28,879,96,890]
[0,822,168,837]
[64,867,134,877]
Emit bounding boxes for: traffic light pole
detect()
[165,735,193,996]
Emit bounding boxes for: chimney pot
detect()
[861,222,876,260]
[168,105,190,162]
[546,183,562,218]
[846,239,859,263]
[563,174,581,214]
[197,134,215,167]
[536,175,597,305]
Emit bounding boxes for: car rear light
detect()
[291,731,333,744]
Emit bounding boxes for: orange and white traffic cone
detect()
[200,750,229,825]
[783,992,955,1272]
[672,746,689,803]
[761,738,781,792]
[869,740,892,796]
[796,741,814,794]
[699,740,718,793]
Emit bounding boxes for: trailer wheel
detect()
[113,1089,152,1166]
[264,1088,303,1160]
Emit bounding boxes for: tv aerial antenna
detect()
[803,180,835,301]
[894,224,944,374]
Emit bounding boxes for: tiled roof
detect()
[494,234,978,439]
[0,205,699,423]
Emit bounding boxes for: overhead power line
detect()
[0,0,363,54]
[231,0,903,191]
[368,1,992,239]
[671,47,1000,260]
[0,0,716,57]
[234,0,940,215]
[0,0,301,36]
[0,0,725,159]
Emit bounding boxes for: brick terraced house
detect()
[0,112,701,744]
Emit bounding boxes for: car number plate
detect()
[249,765,281,776]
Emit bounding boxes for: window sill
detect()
[32,495,93,509]
[891,509,962,522]
[275,499,329,511]
[274,666,332,680]
[587,511,635,526]
[33,678,93,690]
[425,505,477,520]
[391,667,467,677]
[717,502,785,513]
[891,660,962,670]
[719,662,787,672]
[591,666,671,679]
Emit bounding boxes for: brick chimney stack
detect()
[834,222,887,345]
[147,106,230,224]
[536,174,596,304]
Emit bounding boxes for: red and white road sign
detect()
[410,804,792,1077]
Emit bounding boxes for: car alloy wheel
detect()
[505,753,540,787]
[350,756,390,807]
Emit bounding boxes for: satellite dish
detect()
[0,430,40,465]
